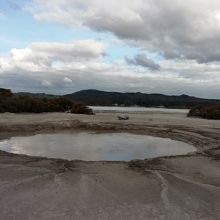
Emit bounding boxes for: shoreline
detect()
[0,112,220,219]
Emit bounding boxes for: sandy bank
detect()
[0,112,220,219]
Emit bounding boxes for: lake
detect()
[0,132,196,161]
[90,106,189,114]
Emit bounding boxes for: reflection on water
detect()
[0,132,196,161]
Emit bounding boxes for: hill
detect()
[64,90,220,108]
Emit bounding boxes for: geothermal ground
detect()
[0,112,220,220]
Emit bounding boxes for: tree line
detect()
[0,88,93,114]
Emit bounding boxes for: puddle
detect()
[0,132,196,161]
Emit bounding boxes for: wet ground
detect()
[0,112,220,219]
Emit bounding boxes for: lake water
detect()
[0,132,196,161]
[90,106,189,114]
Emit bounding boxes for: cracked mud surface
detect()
[0,112,220,219]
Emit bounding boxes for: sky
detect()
[0,0,220,98]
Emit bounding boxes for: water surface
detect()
[90,106,189,114]
[0,132,195,161]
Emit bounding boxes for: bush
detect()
[188,105,220,120]
[71,103,94,115]
[0,88,13,97]
[0,89,93,114]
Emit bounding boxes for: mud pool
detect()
[0,132,196,161]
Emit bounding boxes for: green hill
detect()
[64,89,220,109]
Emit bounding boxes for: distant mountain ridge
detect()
[64,89,220,108]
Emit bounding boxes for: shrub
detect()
[188,105,220,120]
[71,103,94,115]
[0,89,93,115]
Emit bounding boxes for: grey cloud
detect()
[1,39,220,99]
[0,60,220,98]
[126,53,160,70]
[1,68,219,99]
[29,0,220,63]
[29,40,106,62]
[41,80,52,87]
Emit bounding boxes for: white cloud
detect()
[0,39,106,72]
[27,0,220,63]
[41,80,52,87]
[63,77,73,83]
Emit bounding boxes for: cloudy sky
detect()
[0,0,220,98]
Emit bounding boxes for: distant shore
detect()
[89,106,189,114]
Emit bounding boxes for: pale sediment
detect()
[0,112,220,220]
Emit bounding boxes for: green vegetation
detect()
[0,88,93,114]
[188,105,220,120]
